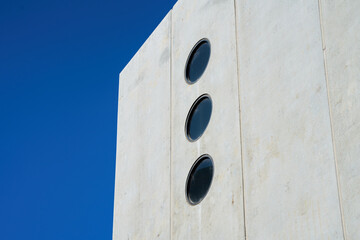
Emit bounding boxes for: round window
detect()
[185,39,211,84]
[185,95,212,142]
[186,154,214,205]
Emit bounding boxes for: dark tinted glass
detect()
[185,40,211,84]
[186,95,212,141]
[186,155,214,205]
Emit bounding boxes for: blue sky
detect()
[0,0,176,239]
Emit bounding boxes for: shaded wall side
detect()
[113,12,172,240]
[171,0,245,239]
[235,0,343,239]
[320,0,360,239]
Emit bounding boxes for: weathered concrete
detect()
[320,0,360,238]
[235,0,343,239]
[114,0,360,239]
[113,12,171,240]
[171,0,244,239]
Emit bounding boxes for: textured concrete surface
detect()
[113,12,171,240]
[114,0,359,239]
[320,0,360,238]
[171,0,244,239]
[235,0,343,239]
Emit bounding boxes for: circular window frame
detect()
[184,94,213,142]
[185,154,215,206]
[184,38,211,85]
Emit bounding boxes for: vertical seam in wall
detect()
[233,0,247,239]
[169,9,173,240]
[317,1,347,239]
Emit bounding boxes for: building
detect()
[113,0,360,239]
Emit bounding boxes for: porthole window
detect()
[185,94,212,142]
[185,39,211,84]
[186,154,214,205]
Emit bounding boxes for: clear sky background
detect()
[0,0,176,239]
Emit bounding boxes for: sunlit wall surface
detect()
[113,0,360,239]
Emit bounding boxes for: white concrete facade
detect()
[113,0,360,239]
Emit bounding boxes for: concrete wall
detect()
[114,0,359,239]
[113,13,171,239]
[171,0,244,239]
[235,0,343,239]
[320,1,360,239]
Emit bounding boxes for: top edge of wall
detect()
[119,9,173,79]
